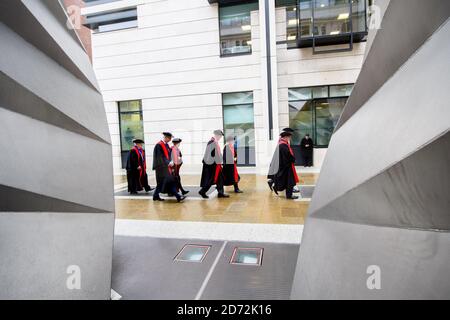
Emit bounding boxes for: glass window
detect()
[330,84,353,97]
[289,100,313,146]
[223,92,256,167]
[315,97,347,146]
[288,84,353,151]
[119,100,144,168]
[289,87,312,100]
[85,8,138,33]
[84,0,121,7]
[286,0,367,48]
[219,3,258,56]
[312,86,328,98]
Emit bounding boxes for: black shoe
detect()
[234,189,243,193]
[145,187,154,193]
[287,196,299,200]
[267,181,273,191]
[153,197,164,201]
[218,193,230,198]
[177,195,187,203]
[199,191,209,199]
[182,190,190,195]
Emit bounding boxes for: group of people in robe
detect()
[126,130,242,202]
[126,128,308,201]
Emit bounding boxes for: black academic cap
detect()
[213,129,224,136]
[162,132,173,138]
[172,138,182,144]
[282,128,295,133]
[280,131,293,137]
[133,138,145,144]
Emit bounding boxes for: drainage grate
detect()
[174,244,211,263]
[230,247,263,266]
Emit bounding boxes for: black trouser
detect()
[175,177,187,193]
[154,183,180,200]
[200,179,224,195]
[304,153,313,167]
[286,186,294,199]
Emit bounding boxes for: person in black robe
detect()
[126,139,153,194]
[152,132,186,202]
[267,128,295,192]
[199,130,229,199]
[268,130,300,199]
[300,134,313,167]
[222,136,242,193]
[171,138,189,196]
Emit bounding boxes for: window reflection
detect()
[285,0,367,48]
[119,100,144,168]
[219,3,258,56]
[223,92,256,166]
[289,84,353,149]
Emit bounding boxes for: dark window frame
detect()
[118,100,144,169]
[284,0,368,51]
[84,8,138,33]
[218,2,258,57]
[288,84,353,148]
[221,91,256,167]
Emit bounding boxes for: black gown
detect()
[152,142,175,194]
[300,137,313,167]
[200,139,224,191]
[272,143,297,192]
[222,144,240,186]
[126,147,151,193]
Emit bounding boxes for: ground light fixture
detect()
[174,244,211,263]
[230,247,264,266]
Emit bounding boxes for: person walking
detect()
[269,130,300,200]
[222,135,243,193]
[126,138,153,194]
[152,132,186,202]
[199,130,229,199]
[171,138,189,196]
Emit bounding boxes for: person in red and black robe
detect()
[126,139,153,194]
[268,131,300,200]
[152,132,185,202]
[222,136,242,193]
[171,138,189,195]
[199,130,229,199]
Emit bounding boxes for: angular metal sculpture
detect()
[0,0,115,299]
[291,0,450,299]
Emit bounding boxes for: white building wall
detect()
[88,0,262,174]
[85,0,365,174]
[274,7,366,169]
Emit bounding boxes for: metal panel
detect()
[202,241,299,300]
[291,1,450,300]
[0,0,114,299]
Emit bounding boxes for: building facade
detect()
[81,0,369,174]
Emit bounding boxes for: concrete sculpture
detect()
[291,0,450,299]
[0,0,114,299]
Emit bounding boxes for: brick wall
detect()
[63,0,92,61]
